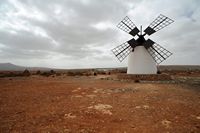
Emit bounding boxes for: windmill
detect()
[112,14,174,74]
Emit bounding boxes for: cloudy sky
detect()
[0,0,200,68]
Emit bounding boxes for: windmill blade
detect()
[146,41,173,64]
[144,14,174,35]
[143,39,155,49]
[117,16,140,36]
[127,38,138,48]
[111,42,133,62]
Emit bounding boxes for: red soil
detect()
[0,75,200,133]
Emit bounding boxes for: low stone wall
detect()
[117,74,172,81]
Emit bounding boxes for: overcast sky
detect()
[0,0,200,68]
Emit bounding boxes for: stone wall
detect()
[117,74,172,81]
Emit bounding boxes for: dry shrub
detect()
[157,70,161,74]
[40,70,57,77]
[96,71,105,75]
[134,79,140,83]
[67,71,84,76]
[36,70,41,75]
[56,73,61,76]
[67,71,75,76]
[50,70,56,74]
[41,72,52,77]
[0,71,29,78]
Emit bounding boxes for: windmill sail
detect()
[144,14,174,35]
[146,43,173,64]
[111,42,132,62]
[117,16,140,36]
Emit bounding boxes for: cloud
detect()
[0,0,199,68]
[91,21,114,31]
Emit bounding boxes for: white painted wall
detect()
[127,46,157,74]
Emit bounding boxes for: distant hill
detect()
[0,63,51,71]
[158,65,200,71]
[0,63,200,71]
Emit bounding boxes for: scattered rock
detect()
[72,87,81,92]
[196,116,200,120]
[161,119,171,128]
[130,125,135,128]
[135,105,149,109]
[77,87,81,90]
[74,95,83,98]
[93,89,103,93]
[101,110,112,115]
[88,104,113,115]
[64,113,76,119]
[107,88,136,93]
[63,128,71,133]
[135,106,141,109]
[72,89,78,92]
[86,94,96,98]
[143,105,150,109]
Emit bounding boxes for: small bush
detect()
[67,71,84,76]
[0,71,28,78]
[75,72,83,76]
[36,70,41,75]
[134,79,140,83]
[50,70,55,74]
[157,70,161,74]
[41,72,51,77]
[56,73,61,76]
[67,71,75,76]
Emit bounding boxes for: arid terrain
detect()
[0,69,200,133]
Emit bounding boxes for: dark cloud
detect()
[0,0,199,68]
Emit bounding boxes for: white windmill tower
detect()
[112,14,174,74]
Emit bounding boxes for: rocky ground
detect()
[0,75,200,133]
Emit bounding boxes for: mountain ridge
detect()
[0,63,51,71]
[0,63,200,71]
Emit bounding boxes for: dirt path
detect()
[0,76,200,133]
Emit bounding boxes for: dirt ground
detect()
[0,75,200,133]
